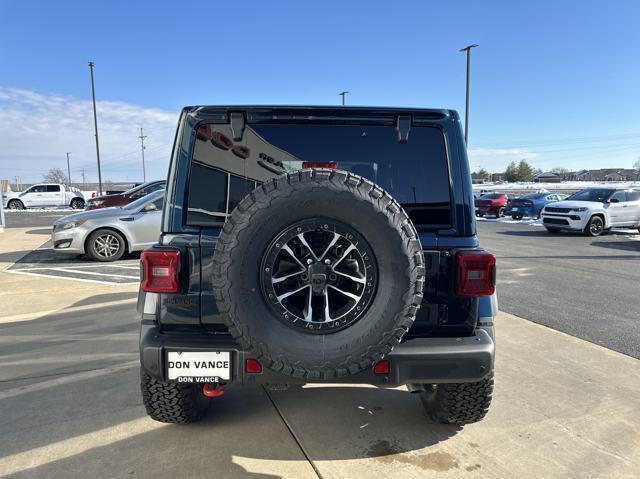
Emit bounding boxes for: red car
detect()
[85,180,166,210]
[475,193,508,217]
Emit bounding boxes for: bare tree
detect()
[43,168,68,184]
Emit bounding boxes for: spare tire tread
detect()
[213,169,425,379]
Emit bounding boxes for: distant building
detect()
[564,169,638,181]
[471,173,487,184]
[490,172,505,182]
[534,172,562,183]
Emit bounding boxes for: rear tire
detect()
[140,369,210,423]
[419,374,494,425]
[86,228,126,262]
[497,208,505,217]
[584,216,604,237]
[7,199,24,210]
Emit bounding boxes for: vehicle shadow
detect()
[1,378,461,479]
[496,229,578,237]
[591,240,640,252]
[25,228,52,235]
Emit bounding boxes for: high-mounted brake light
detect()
[456,251,496,297]
[302,161,339,169]
[141,249,181,293]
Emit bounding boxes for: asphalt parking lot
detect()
[477,220,640,359]
[1,212,639,478]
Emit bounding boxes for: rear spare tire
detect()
[213,169,425,379]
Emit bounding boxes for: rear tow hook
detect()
[202,382,226,398]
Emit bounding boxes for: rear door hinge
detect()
[396,115,412,143]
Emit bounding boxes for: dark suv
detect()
[138,106,497,425]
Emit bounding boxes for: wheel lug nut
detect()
[329,274,337,281]
[306,259,313,265]
[324,259,331,265]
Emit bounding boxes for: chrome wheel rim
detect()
[94,234,120,258]
[261,218,378,334]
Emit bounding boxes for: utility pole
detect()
[80,169,86,188]
[66,152,71,186]
[339,91,349,106]
[138,127,147,182]
[88,61,103,195]
[459,44,478,145]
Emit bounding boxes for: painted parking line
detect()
[6,245,142,285]
[13,267,139,280]
[6,268,138,285]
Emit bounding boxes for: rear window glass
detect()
[186,123,451,228]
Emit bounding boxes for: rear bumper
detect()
[505,206,536,217]
[139,320,495,386]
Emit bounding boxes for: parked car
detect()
[52,190,164,261]
[2,183,85,210]
[541,188,640,236]
[505,192,568,219]
[85,180,165,210]
[137,105,497,426]
[475,193,508,217]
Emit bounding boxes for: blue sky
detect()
[1,0,639,183]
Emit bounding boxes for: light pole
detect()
[138,128,147,182]
[66,152,71,186]
[88,61,103,195]
[339,91,349,106]
[459,44,478,145]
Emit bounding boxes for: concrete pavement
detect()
[1,228,639,478]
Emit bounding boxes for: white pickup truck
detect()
[2,184,86,210]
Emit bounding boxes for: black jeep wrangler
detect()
[138,106,497,425]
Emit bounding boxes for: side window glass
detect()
[30,185,45,193]
[610,191,626,202]
[626,191,640,201]
[46,185,61,192]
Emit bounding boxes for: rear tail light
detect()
[245,359,263,373]
[140,249,181,293]
[374,360,390,375]
[302,161,339,169]
[456,251,496,296]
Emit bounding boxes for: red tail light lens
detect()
[456,251,496,296]
[245,359,263,373]
[374,360,390,375]
[140,249,180,293]
[302,161,339,169]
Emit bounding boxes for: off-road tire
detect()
[7,200,24,210]
[545,227,560,233]
[212,169,425,380]
[140,369,210,423]
[584,215,604,237]
[70,198,85,209]
[420,374,494,425]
